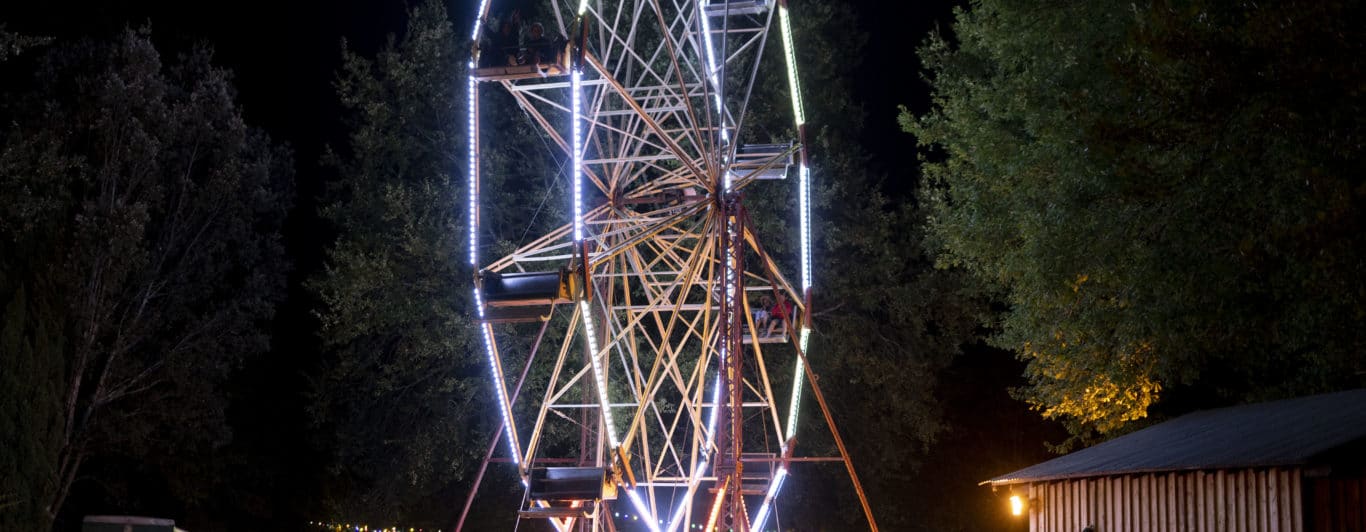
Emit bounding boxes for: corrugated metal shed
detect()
[988,389,1366,486]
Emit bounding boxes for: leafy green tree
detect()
[908,0,1366,440]
[0,29,291,527]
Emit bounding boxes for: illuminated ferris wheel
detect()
[459,0,877,530]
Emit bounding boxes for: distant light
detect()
[1010,495,1025,517]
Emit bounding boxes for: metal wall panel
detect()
[1021,468,1305,532]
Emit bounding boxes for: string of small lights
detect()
[611,511,777,531]
[306,521,443,532]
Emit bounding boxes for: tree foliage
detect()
[308,0,577,524]
[0,25,49,62]
[908,0,1366,439]
[308,2,475,521]
[0,28,291,528]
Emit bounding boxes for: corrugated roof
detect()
[986,389,1366,486]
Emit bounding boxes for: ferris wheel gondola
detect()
[459,1,877,530]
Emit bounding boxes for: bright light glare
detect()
[705,374,722,445]
[751,467,788,530]
[578,0,590,15]
[1010,495,1025,516]
[625,489,661,532]
[785,327,809,441]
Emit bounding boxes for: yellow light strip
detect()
[704,479,729,532]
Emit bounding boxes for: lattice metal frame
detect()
[459,1,877,530]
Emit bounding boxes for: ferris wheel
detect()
[459,1,877,530]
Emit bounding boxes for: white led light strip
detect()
[467,69,479,266]
[467,66,523,467]
[664,374,722,532]
[572,70,585,242]
[580,301,620,449]
[626,489,662,532]
[761,3,815,529]
[472,0,491,40]
[751,466,788,531]
[778,5,806,126]
[786,328,810,441]
[798,165,812,292]
[697,2,730,146]
[479,313,522,465]
[571,68,618,450]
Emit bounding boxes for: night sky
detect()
[1,1,1059,529]
[1,0,959,192]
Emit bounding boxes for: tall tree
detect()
[309,0,569,525]
[0,26,61,531]
[908,0,1366,440]
[0,28,291,528]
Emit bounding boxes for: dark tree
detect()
[309,1,569,525]
[0,29,291,528]
[908,0,1366,440]
[310,2,480,524]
